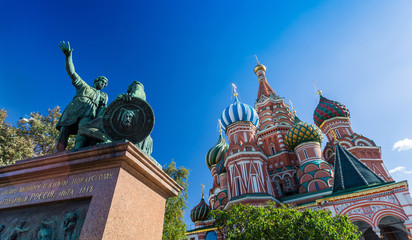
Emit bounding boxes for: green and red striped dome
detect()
[190,197,210,222]
[313,95,350,127]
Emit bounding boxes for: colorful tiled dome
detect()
[221,98,259,130]
[190,197,210,222]
[313,95,350,127]
[206,134,228,169]
[285,116,323,150]
[216,159,226,175]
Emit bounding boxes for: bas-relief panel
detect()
[335,195,398,214]
[0,198,90,240]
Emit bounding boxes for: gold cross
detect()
[313,80,322,96]
[232,83,238,99]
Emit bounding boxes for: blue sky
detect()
[1,0,412,228]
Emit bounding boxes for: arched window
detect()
[274,177,283,196]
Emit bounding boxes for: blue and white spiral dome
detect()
[221,98,259,130]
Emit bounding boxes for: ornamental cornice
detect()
[348,146,381,152]
[257,126,290,137]
[295,141,321,152]
[317,182,408,204]
[255,96,284,106]
[319,116,351,130]
[225,152,268,164]
[226,122,257,134]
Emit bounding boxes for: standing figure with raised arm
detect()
[55,41,108,152]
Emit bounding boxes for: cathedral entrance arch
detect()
[378,216,408,240]
[353,216,409,240]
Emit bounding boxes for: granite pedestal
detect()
[0,142,182,240]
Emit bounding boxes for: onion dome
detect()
[254,63,266,74]
[221,98,259,130]
[206,133,228,169]
[216,159,226,175]
[285,115,323,150]
[190,196,210,222]
[313,95,350,127]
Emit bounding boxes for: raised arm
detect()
[59,41,79,81]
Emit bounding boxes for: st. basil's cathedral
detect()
[186,61,412,240]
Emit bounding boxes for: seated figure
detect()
[78,81,153,156]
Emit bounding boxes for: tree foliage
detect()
[0,107,74,165]
[0,109,34,165]
[162,160,190,240]
[211,202,361,240]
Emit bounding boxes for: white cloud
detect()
[392,138,412,151]
[389,166,412,174]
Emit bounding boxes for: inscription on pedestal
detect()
[0,171,114,207]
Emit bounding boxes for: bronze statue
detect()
[55,41,108,152]
[78,81,154,155]
[116,80,146,101]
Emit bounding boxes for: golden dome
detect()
[254,64,266,74]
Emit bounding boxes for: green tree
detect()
[211,202,361,240]
[0,109,34,165]
[162,160,190,240]
[0,107,74,165]
[17,106,74,156]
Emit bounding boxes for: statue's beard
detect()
[123,119,132,128]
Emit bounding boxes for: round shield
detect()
[103,97,154,143]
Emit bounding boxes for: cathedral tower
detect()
[221,88,275,205]
[285,114,333,193]
[313,92,392,182]
[254,61,298,197]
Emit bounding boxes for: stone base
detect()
[0,142,182,240]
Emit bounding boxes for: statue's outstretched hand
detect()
[59,41,73,57]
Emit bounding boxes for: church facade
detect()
[186,62,412,240]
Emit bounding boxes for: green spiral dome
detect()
[190,197,211,222]
[285,116,323,150]
[206,133,228,169]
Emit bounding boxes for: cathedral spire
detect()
[254,58,276,100]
